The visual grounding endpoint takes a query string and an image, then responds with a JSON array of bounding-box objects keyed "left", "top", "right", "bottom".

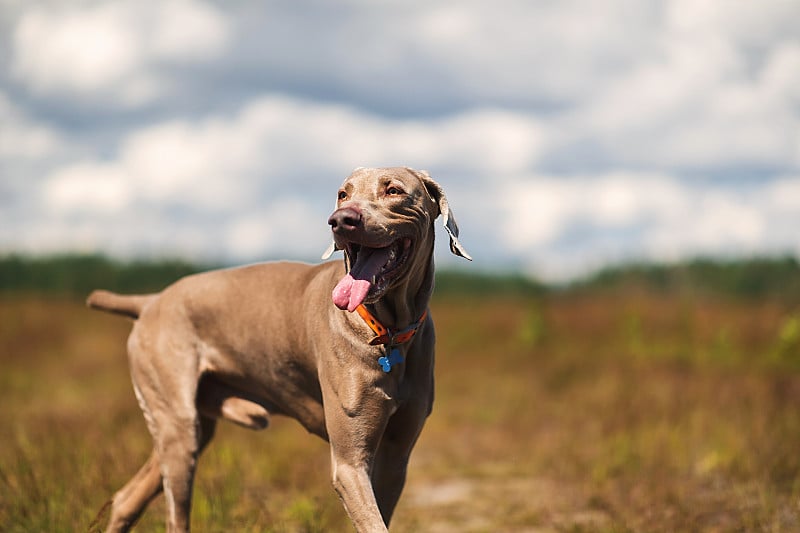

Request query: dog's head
[{"left": 323, "top": 167, "right": 471, "bottom": 312}]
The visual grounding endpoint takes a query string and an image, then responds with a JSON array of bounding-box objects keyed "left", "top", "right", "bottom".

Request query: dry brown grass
[{"left": 1, "top": 290, "right": 800, "bottom": 532}]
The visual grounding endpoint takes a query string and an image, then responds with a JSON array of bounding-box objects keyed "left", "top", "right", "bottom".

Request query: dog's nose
[{"left": 328, "top": 207, "right": 362, "bottom": 233}]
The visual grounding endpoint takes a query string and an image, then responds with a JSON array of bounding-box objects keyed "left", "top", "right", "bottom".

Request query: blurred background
[
  {"left": 2, "top": 0, "right": 798, "bottom": 279},
  {"left": 2, "top": 1, "right": 800, "bottom": 532}
]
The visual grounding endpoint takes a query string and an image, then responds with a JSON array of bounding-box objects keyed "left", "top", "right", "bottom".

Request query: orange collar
[{"left": 355, "top": 304, "right": 428, "bottom": 346}]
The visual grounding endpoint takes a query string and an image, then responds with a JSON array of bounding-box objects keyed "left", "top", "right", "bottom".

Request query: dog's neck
[
  {"left": 366, "top": 240, "right": 435, "bottom": 332},
  {"left": 369, "top": 261, "right": 433, "bottom": 331}
]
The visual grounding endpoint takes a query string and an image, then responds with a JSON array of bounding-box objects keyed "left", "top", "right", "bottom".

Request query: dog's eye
[
  {"left": 386, "top": 186, "right": 404, "bottom": 196},
  {"left": 338, "top": 190, "right": 347, "bottom": 201}
]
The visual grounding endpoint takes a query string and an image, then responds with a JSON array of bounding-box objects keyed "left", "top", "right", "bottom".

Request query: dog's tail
[{"left": 86, "top": 290, "right": 156, "bottom": 319}]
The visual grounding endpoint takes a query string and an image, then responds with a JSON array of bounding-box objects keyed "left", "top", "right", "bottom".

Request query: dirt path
[{"left": 396, "top": 475, "right": 612, "bottom": 532}]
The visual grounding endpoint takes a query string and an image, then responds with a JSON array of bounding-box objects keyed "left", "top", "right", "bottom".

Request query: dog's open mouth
[{"left": 332, "top": 237, "right": 413, "bottom": 312}]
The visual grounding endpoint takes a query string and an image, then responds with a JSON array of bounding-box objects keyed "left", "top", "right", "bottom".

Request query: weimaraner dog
[{"left": 86, "top": 167, "right": 471, "bottom": 532}]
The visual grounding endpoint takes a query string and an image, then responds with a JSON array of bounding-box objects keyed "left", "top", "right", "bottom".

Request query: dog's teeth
[{"left": 371, "top": 275, "right": 376, "bottom": 284}]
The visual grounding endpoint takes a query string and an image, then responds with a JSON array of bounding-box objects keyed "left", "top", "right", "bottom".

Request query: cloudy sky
[{"left": 1, "top": 0, "right": 799, "bottom": 280}]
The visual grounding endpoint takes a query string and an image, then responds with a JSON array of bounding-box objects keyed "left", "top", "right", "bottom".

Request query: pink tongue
[
  {"left": 332, "top": 274, "right": 371, "bottom": 312},
  {"left": 332, "top": 246, "right": 391, "bottom": 312}
]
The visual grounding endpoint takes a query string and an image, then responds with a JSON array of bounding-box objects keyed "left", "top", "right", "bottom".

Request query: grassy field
[{"left": 1, "top": 288, "right": 800, "bottom": 532}]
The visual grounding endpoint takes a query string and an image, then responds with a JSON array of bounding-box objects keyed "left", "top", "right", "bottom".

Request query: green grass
[{"left": 2, "top": 289, "right": 800, "bottom": 531}]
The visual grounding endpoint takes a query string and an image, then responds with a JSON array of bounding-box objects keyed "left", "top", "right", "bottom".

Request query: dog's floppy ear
[{"left": 413, "top": 169, "right": 472, "bottom": 261}]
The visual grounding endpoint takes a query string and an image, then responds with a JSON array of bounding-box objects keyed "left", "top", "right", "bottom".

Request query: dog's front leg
[
  {"left": 330, "top": 449, "right": 388, "bottom": 533},
  {"left": 321, "top": 370, "right": 392, "bottom": 532}
]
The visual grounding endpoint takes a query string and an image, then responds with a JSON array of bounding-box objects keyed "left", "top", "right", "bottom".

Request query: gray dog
[{"left": 87, "top": 167, "right": 471, "bottom": 532}]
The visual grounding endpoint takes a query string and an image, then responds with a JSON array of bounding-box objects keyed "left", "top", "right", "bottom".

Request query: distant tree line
[
  {"left": 570, "top": 256, "right": 800, "bottom": 301},
  {"left": 0, "top": 254, "right": 204, "bottom": 296},
  {"left": 0, "top": 253, "right": 798, "bottom": 301}
]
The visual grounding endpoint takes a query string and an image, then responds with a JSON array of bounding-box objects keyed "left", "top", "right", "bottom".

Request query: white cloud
[
  {"left": 501, "top": 174, "right": 687, "bottom": 250},
  {"left": 10, "top": 0, "right": 230, "bottom": 105},
  {"left": 151, "top": 0, "right": 230, "bottom": 61},
  {"left": 765, "top": 177, "right": 800, "bottom": 211},
  {"left": 225, "top": 98, "right": 546, "bottom": 177},
  {"left": 225, "top": 198, "right": 326, "bottom": 260},
  {"left": 409, "top": 0, "right": 661, "bottom": 104},
  {"left": 545, "top": 0, "right": 800, "bottom": 171},
  {"left": 645, "top": 192, "right": 767, "bottom": 259},
  {"left": 0, "top": 92, "right": 68, "bottom": 159},
  {"left": 4, "top": 0, "right": 800, "bottom": 278},
  {"left": 120, "top": 120, "right": 258, "bottom": 208},
  {"left": 665, "top": 0, "right": 800, "bottom": 47},
  {"left": 497, "top": 173, "right": 800, "bottom": 280},
  {"left": 226, "top": 212, "right": 278, "bottom": 260},
  {"left": 41, "top": 116, "right": 260, "bottom": 216},
  {"left": 33, "top": 94, "right": 545, "bottom": 258},
  {"left": 44, "top": 162, "right": 131, "bottom": 214}
]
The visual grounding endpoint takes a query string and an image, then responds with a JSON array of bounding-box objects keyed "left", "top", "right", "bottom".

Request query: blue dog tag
[{"left": 378, "top": 347, "right": 404, "bottom": 372}]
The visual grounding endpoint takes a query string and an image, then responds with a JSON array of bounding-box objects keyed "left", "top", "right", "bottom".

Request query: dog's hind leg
[
  {"left": 144, "top": 408, "right": 215, "bottom": 533},
  {"left": 105, "top": 451, "right": 163, "bottom": 533},
  {"left": 147, "top": 397, "right": 217, "bottom": 533},
  {"left": 104, "top": 416, "right": 217, "bottom": 533},
  {"left": 123, "top": 328, "right": 217, "bottom": 533}
]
